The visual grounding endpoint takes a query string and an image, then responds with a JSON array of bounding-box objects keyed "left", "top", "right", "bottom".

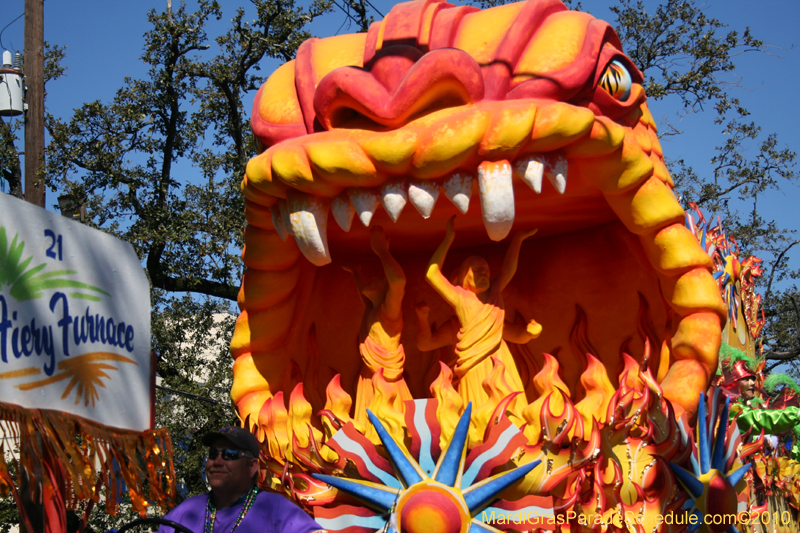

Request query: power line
[
  {"left": 156, "top": 384, "right": 235, "bottom": 409},
  {"left": 0, "top": 12, "right": 25, "bottom": 51},
  {"left": 330, "top": 0, "right": 385, "bottom": 32},
  {"left": 363, "top": 0, "right": 384, "bottom": 18}
]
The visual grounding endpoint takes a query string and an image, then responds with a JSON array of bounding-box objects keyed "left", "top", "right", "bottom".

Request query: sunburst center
[
  {"left": 704, "top": 471, "right": 738, "bottom": 531},
  {"left": 397, "top": 483, "right": 469, "bottom": 533}
]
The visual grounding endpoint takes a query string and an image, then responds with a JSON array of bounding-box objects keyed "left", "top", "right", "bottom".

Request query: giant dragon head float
[
  {"left": 226, "top": 0, "right": 783, "bottom": 530},
  {"left": 235, "top": 0, "right": 724, "bottom": 423}
]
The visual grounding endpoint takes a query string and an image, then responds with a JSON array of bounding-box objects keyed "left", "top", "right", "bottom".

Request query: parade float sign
[{"left": 0, "top": 193, "right": 152, "bottom": 431}]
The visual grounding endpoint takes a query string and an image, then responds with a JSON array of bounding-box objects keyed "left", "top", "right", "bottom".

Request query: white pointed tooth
[
  {"left": 348, "top": 188, "right": 380, "bottom": 227},
  {"left": 442, "top": 171, "right": 473, "bottom": 214},
  {"left": 278, "top": 199, "right": 295, "bottom": 238},
  {"left": 545, "top": 154, "right": 568, "bottom": 194},
  {"left": 408, "top": 179, "right": 440, "bottom": 219},
  {"left": 514, "top": 155, "right": 544, "bottom": 194},
  {"left": 477, "top": 160, "right": 515, "bottom": 241},
  {"left": 287, "top": 193, "right": 332, "bottom": 266},
  {"left": 380, "top": 180, "right": 407, "bottom": 223},
  {"left": 270, "top": 204, "right": 289, "bottom": 241},
  {"left": 331, "top": 192, "right": 355, "bottom": 232}
]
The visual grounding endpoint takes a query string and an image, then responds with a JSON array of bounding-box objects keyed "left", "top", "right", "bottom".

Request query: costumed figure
[
  {"left": 722, "top": 360, "right": 758, "bottom": 403},
  {"left": 415, "top": 299, "right": 543, "bottom": 374},
  {"left": 345, "top": 226, "right": 413, "bottom": 429},
  {"left": 416, "top": 297, "right": 542, "bottom": 353},
  {"left": 718, "top": 345, "right": 800, "bottom": 461},
  {"left": 424, "top": 216, "right": 538, "bottom": 416},
  {"left": 717, "top": 343, "right": 760, "bottom": 403},
  {"left": 736, "top": 398, "right": 800, "bottom": 462},
  {"left": 761, "top": 374, "right": 800, "bottom": 461},
  {"left": 158, "top": 427, "right": 323, "bottom": 533},
  {"left": 766, "top": 373, "right": 800, "bottom": 410}
]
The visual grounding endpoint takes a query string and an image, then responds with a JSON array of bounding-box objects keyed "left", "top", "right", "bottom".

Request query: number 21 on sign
[{"left": 44, "top": 229, "right": 63, "bottom": 261}]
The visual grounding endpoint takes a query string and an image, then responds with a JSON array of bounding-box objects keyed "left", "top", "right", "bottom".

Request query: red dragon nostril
[
  {"left": 366, "top": 45, "right": 424, "bottom": 92},
  {"left": 313, "top": 47, "right": 485, "bottom": 130}
]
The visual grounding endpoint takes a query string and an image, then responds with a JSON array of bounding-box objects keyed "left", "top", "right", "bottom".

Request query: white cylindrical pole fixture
[{"left": 0, "top": 50, "right": 25, "bottom": 117}]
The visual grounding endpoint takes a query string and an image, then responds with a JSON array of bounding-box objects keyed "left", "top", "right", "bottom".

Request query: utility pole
[
  {"left": 24, "top": 0, "right": 45, "bottom": 208},
  {"left": 20, "top": 4, "right": 47, "bottom": 532}
]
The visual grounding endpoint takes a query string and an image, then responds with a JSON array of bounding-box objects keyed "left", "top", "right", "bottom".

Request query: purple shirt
[{"left": 158, "top": 490, "right": 323, "bottom": 533}]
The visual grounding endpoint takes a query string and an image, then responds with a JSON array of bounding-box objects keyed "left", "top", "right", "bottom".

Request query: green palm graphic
[{"left": 0, "top": 227, "right": 110, "bottom": 302}]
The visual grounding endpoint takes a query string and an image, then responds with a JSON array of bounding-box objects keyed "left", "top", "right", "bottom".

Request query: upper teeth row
[{"left": 270, "top": 154, "right": 567, "bottom": 266}]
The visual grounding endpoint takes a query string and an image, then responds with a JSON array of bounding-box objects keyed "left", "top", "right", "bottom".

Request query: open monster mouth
[{"left": 232, "top": 0, "right": 726, "bottom": 433}]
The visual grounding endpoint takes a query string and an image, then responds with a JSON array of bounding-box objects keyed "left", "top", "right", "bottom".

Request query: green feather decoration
[
  {"left": 763, "top": 373, "right": 800, "bottom": 396},
  {"left": 718, "top": 342, "right": 760, "bottom": 373}
]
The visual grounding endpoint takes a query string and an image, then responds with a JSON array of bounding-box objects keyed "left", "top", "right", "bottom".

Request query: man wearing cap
[{"left": 158, "top": 426, "right": 325, "bottom": 533}]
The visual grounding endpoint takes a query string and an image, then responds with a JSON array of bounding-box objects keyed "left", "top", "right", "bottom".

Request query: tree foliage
[
  {"left": 46, "top": 0, "right": 330, "bottom": 302},
  {"left": 0, "top": 118, "right": 23, "bottom": 197}
]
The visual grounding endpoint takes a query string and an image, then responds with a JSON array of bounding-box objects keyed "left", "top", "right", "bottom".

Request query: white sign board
[{"left": 0, "top": 194, "right": 152, "bottom": 431}]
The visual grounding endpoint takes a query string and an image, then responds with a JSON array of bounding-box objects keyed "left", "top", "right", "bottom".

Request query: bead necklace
[{"left": 203, "top": 486, "right": 259, "bottom": 533}]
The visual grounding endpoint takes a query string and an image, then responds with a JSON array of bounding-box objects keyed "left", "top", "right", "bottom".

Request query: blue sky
[{"left": 2, "top": 0, "right": 798, "bottom": 273}]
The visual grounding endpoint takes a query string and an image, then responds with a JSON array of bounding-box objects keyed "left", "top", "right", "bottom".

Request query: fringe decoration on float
[{"left": 0, "top": 401, "right": 176, "bottom": 521}]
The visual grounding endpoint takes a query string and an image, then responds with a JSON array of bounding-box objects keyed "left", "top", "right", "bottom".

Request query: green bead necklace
[{"left": 203, "top": 486, "right": 259, "bottom": 533}]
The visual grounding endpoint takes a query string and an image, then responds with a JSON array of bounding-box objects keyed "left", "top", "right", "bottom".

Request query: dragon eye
[{"left": 599, "top": 60, "right": 632, "bottom": 101}]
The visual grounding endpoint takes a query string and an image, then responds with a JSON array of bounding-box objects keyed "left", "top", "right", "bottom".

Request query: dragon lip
[{"left": 244, "top": 99, "right": 635, "bottom": 265}]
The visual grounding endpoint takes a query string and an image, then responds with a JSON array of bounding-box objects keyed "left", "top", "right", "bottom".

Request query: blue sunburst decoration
[
  {"left": 313, "top": 402, "right": 542, "bottom": 533},
  {"left": 669, "top": 391, "right": 752, "bottom": 533}
]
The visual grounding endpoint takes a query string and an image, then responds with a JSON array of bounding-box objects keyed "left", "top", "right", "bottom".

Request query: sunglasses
[{"left": 207, "top": 447, "right": 253, "bottom": 461}]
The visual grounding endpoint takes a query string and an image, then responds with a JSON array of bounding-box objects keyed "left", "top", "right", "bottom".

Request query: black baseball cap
[{"left": 201, "top": 426, "right": 260, "bottom": 458}]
